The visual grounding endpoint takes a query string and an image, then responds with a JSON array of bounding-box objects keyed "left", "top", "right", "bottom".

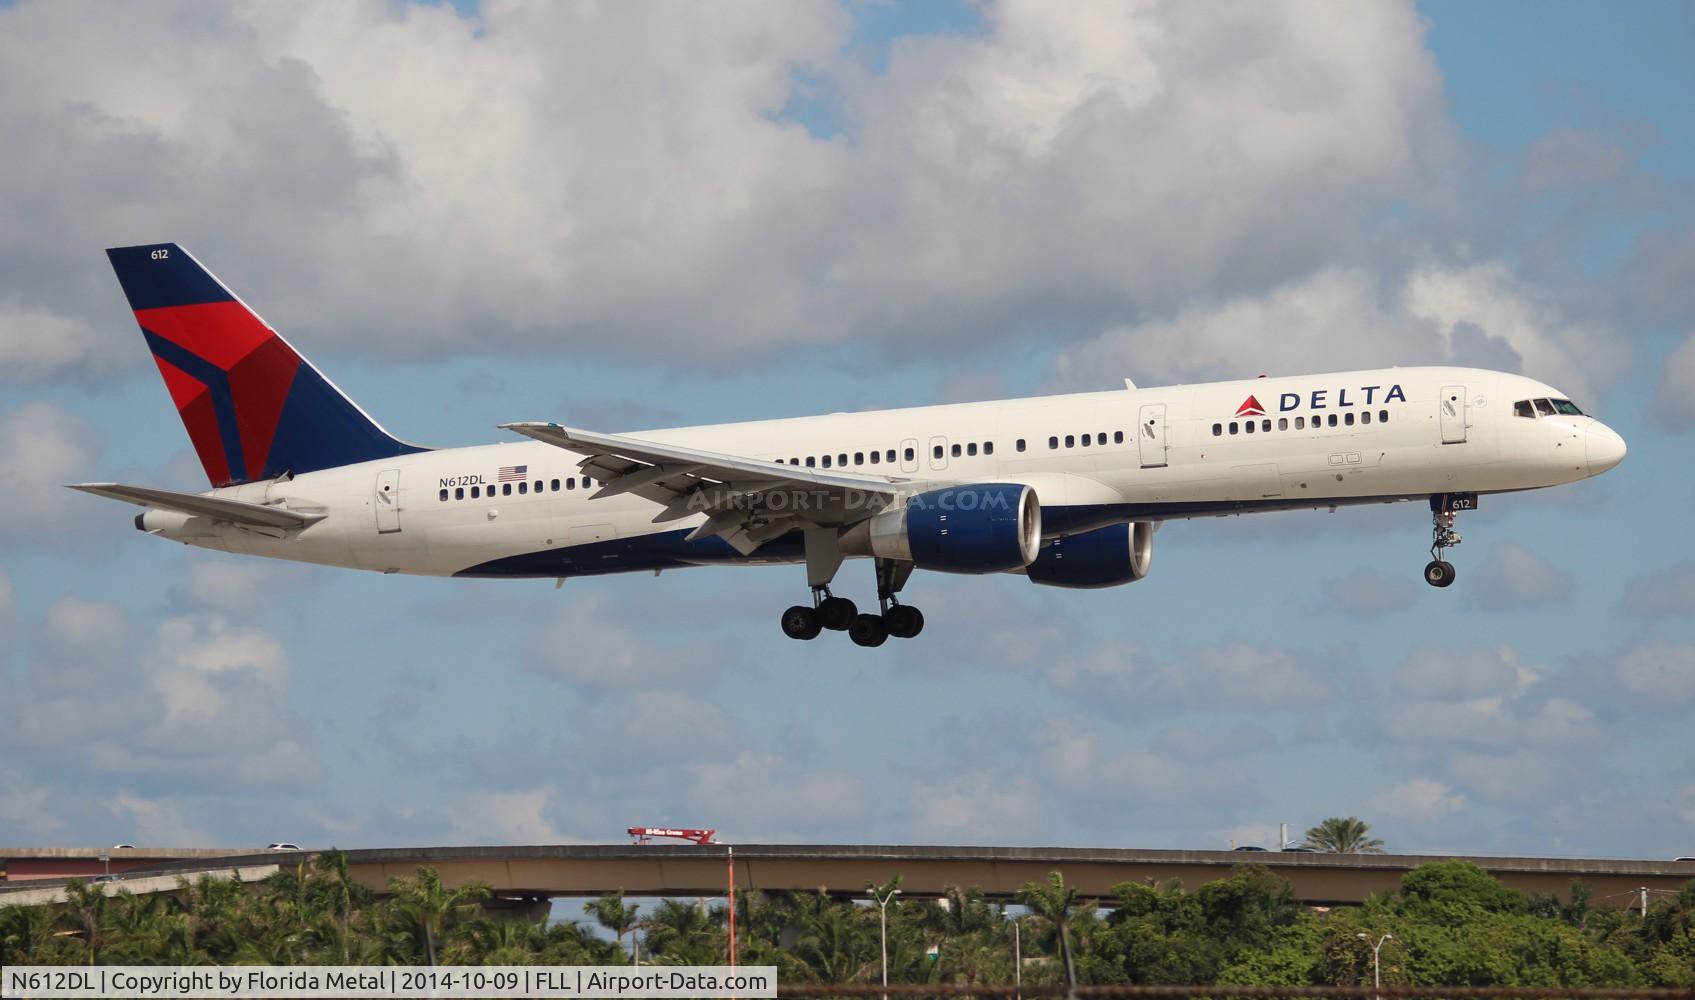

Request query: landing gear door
[
  {"left": 375, "top": 469, "right": 401, "bottom": 533},
  {"left": 1439, "top": 384, "right": 1468, "bottom": 444},
  {"left": 1138, "top": 403, "right": 1168, "bottom": 468}
]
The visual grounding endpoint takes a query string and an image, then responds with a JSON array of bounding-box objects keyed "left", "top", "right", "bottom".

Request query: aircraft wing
[
  {"left": 68, "top": 483, "right": 322, "bottom": 531},
  {"left": 500, "top": 422, "right": 907, "bottom": 554}
]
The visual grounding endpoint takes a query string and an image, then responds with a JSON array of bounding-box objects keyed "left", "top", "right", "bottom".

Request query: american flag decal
[{"left": 498, "top": 465, "right": 528, "bottom": 482}]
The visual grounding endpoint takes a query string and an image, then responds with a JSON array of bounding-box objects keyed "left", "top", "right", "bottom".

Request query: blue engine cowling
[
  {"left": 1025, "top": 521, "right": 1153, "bottom": 588},
  {"left": 864, "top": 483, "right": 1042, "bottom": 573}
]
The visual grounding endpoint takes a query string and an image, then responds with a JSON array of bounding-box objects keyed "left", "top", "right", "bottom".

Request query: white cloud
[
  {"left": 0, "top": 300, "right": 116, "bottom": 383},
  {"left": 1651, "top": 331, "right": 1695, "bottom": 431},
  {"left": 444, "top": 788, "right": 576, "bottom": 846},
  {"left": 1395, "top": 646, "right": 1536, "bottom": 700},
  {"left": 1472, "top": 543, "right": 1574, "bottom": 612},
  {"left": 909, "top": 773, "right": 1041, "bottom": 842},
  {"left": 0, "top": 0, "right": 1463, "bottom": 368},
  {"left": 0, "top": 402, "right": 99, "bottom": 540},
  {"left": 1614, "top": 643, "right": 1695, "bottom": 705},
  {"left": 1051, "top": 641, "right": 1332, "bottom": 710},
  {"left": 1052, "top": 262, "right": 1623, "bottom": 401},
  {"left": 1369, "top": 777, "right": 1464, "bottom": 823},
  {"left": 111, "top": 793, "right": 207, "bottom": 846},
  {"left": 1621, "top": 561, "right": 1695, "bottom": 619},
  {"left": 531, "top": 598, "right": 704, "bottom": 693},
  {"left": 692, "top": 752, "right": 868, "bottom": 833}
]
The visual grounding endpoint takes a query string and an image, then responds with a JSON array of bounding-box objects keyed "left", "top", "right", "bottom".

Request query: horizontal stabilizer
[{"left": 68, "top": 482, "right": 321, "bottom": 530}]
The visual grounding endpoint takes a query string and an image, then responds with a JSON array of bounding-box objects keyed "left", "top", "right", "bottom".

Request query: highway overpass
[{"left": 5, "top": 845, "right": 1693, "bottom": 908}]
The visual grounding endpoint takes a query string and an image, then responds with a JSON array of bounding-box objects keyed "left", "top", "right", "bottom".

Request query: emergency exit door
[
  {"left": 1439, "top": 385, "right": 1468, "bottom": 444},
  {"left": 1138, "top": 403, "right": 1168, "bottom": 468},
  {"left": 375, "top": 469, "right": 402, "bottom": 533}
]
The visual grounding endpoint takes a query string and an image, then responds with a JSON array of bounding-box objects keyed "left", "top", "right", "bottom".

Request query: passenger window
[
  {"left": 1229, "top": 422, "right": 1239, "bottom": 435},
  {"left": 1534, "top": 398, "right": 1556, "bottom": 416},
  {"left": 1080, "top": 434, "right": 1090, "bottom": 447},
  {"left": 551, "top": 479, "right": 560, "bottom": 491},
  {"left": 933, "top": 445, "right": 944, "bottom": 460},
  {"left": 1064, "top": 435, "right": 1075, "bottom": 447},
  {"left": 582, "top": 477, "right": 592, "bottom": 488},
  {"left": 1114, "top": 431, "right": 1124, "bottom": 444},
  {"left": 566, "top": 478, "right": 575, "bottom": 490},
  {"left": 904, "top": 447, "right": 914, "bottom": 461},
  {"left": 984, "top": 441, "right": 994, "bottom": 455},
  {"left": 455, "top": 487, "right": 464, "bottom": 500},
  {"left": 503, "top": 483, "right": 513, "bottom": 496},
  {"left": 838, "top": 453, "right": 847, "bottom": 466},
  {"left": 1212, "top": 423, "right": 1222, "bottom": 436},
  {"left": 1379, "top": 410, "right": 1388, "bottom": 422},
  {"left": 1261, "top": 419, "right": 1270, "bottom": 432},
  {"left": 1245, "top": 421, "right": 1256, "bottom": 434},
  {"left": 1328, "top": 414, "right": 1338, "bottom": 427},
  {"left": 822, "top": 455, "right": 832, "bottom": 468},
  {"left": 1096, "top": 433, "right": 1106, "bottom": 446},
  {"left": 887, "top": 449, "right": 897, "bottom": 463},
  {"left": 1295, "top": 416, "right": 1305, "bottom": 429},
  {"left": 1278, "top": 418, "right": 1288, "bottom": 431},
  {"left": 806, "top": 457, "right": 816, "bottom": 467},
  {"left": 967, "top": 442, "right": 977, "bottom": 456},
  {"left": 1049, "top": 436, "right": 1058, "bottom": 449},
  {"left": 1361, "top": 411, "right": 1371, "bottom": 425},
  {"left": 1017, "top": 439, "right": 1027, "bottom": 452},
  {"left": 1344, "top": 412, "right": 1355, "bottom": 426},
  {"left": 439, "top": 488, "right": 448, "bottom": 502},
  {"left": 855, "top": 451, "right": 864, "bottom": 464},
  {"left": 518, "top": 482, "right": 528, "bottom": 494},
  {"left": 471, "top": 486, "right": 480, "bottom": 498},
  {"left": 951, "top": 443, "right": 961, "bottom": 457},
  {"left": 869, "top": 451, "right": 880, "bottom": 464}
]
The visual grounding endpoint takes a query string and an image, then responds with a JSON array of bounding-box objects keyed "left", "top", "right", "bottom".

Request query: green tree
[
  {"left": 387, "top": 867, "right": 491, "bottom": 966},
  {"left": 1016, "top": 871, "right": 1081, "bottom": 991},
  {"left": 1303, "top": 817, "right": 1386, "bottom": 854},
  {"left": 584, "top": 891, "right": 641, "bottom": 960}
]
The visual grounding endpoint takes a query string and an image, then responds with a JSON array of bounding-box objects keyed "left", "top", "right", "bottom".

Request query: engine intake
[
  {"left": 856, "top": 484, "right": 1041, "bottom": 573},
  {"left": 1026, "top": 521, "right": 1153, "bottom": 588}
]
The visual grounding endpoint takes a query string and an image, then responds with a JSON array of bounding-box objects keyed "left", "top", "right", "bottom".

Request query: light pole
[
  {"left": 1357, "top": 933, "right": 1392, "bottom": 1000},
  {"left": 869, "top": 884, "right": 901, "bottom": 1000},
  {"left": 1012, "top": 916, "right": 1022, "bottom": 1000}
]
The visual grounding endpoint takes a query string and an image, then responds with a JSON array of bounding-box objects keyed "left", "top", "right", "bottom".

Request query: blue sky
[{"left": 1, "top": 0, "right": 1693, "bottom": 861}]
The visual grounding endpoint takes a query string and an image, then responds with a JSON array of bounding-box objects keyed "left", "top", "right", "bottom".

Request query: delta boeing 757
[{"left": 74, "top": 244, "right": 1627, "bottom": 646}]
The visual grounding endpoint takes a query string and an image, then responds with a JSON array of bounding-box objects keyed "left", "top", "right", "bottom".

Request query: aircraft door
[
  {"left": 1138, "top": 403, "right": 1168, "bottom": 468},
  {"left": 928, "top": 435, "right": 949, "bottom": 471},
  {"left": 375, "top": 469, "right": 402, "bottom": 533},
  {"left": 900, "top": 438, "right": 919, "bottom": 474},
  {"left": 1439, "top": 384, "right": 1468, "bottom": 444}
]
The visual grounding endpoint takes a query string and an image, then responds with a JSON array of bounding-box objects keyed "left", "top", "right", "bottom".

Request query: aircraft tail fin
[{"left": 104, "top": 243, "right": 427, "bottom": 487}]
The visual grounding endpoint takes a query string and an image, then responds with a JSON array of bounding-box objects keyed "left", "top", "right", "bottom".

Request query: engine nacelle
[
  {"left": 853, "top": 484, "right": 1042, "bottom": 573},
  {"left": 1025, "top": 521, "right": 1153, "bottom": 588}
]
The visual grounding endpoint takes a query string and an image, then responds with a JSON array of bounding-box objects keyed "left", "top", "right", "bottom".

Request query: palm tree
[
  {"left": 641, "top": 898, "right": 723, "bottom": 966},
  {"left": 315, "top": 851, "right": 360, "bottom": 963},
  {"left": 1016, "top": 871, "right": 1080, "bottom": 992},
  {"left": 584, "top": 892, "right": 641, "bottom": 960},
  {"left": 1303, "top": 817, "right": 1386, "bottom": 854},
  {"left": 388, "top": 867, "right": 492, "bottom": 965},
  {"left": 60, "top": 880, "right": 109, "bottom": 966}
]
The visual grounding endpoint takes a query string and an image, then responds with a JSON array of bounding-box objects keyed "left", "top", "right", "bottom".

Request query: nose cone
[{"left": 1586, "top": 423, "right": 1627, "bottom": 476}]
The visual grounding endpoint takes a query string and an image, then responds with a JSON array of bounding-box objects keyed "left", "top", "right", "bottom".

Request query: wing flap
[{"left": 68, "top": 483, "right": 321, "bottom": 530}]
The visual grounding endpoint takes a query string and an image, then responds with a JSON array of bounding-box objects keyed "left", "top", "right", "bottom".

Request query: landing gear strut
[
  {"left": 777, "top": 552, "right": 924, "bottom": 644},
  {"left": 1423, "top": 494, "right": 1467, "bottom": 588}
]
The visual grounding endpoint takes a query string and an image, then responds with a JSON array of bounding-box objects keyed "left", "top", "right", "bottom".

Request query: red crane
[{"left": 627, "top": 827, "right": 717, "bottom": 846}]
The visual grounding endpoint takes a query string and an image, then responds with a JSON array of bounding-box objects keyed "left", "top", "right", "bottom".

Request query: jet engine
[
  {"left": 1025, "top": 521, "right": 1153, "bottom": 588},
  {"left": 848, "top": 483, "right": 1041, "bottom": 573}
]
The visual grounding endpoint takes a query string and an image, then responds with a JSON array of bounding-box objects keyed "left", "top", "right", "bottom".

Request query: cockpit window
[
  {"left": 1552, "top": 399, "right": 1583, "bottom": 416},
  {"left": 1534, "top": 398, "right": 1556, "bottom": 416},
  {"left": 1514, "top": 400, "right": 1535, "bottom": 418}
]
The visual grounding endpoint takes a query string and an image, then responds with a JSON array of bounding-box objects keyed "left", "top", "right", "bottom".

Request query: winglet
[{"left": 1124, "top": 377, "right": 1137, "bottom": 390}]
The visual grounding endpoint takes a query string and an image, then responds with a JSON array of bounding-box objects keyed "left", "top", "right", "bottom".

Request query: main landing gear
[
  {"left": 1423, "top": 494, "right": 1473, "bottom": 588},
  {"left": 779, "top": 553, "right": 924, "bottom": 645}
]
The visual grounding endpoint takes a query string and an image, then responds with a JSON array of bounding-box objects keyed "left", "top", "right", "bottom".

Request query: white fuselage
[{"left": 138, "top": 366, "right": 1625, "bottom": 580}]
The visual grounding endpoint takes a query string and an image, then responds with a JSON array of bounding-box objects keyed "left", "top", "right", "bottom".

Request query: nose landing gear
[{"left": 1423, "top": 494, "right": 1473, "bottom": 588}]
